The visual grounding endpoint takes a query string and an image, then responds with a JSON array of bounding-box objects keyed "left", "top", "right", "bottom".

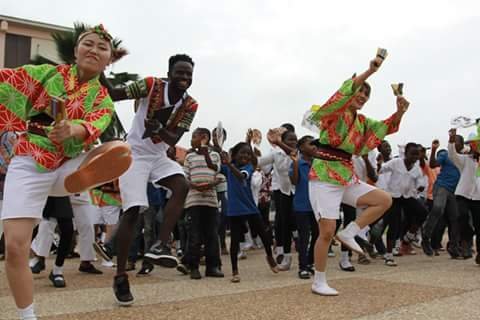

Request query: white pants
[
  {"left": 1, "top": 153, "right": 89, "bottom": 220},
  {"left": 94, "top": 205, "right": 121, "bottom": 225},
  {"left": 31, "top": 197, "right": 96, "bottom": 261},
  {"left": 119, "top": 153, "right": 183, "bottom": 212},
  {"left": 309, "top": 179, "right": 376, "bottom": 220}
]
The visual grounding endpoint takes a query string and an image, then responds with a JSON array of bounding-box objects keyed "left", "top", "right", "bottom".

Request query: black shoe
[
  {"left": 306, "top": 265, "right": 315, "bottom": 275},
  {"left": 421, "top": 237, "right": 434, "bottom": 257},
  {"left": 190, "top": 268, "right": 202, "bottom": 280},
  {"left": 176, "top": 263, "right": 190, "bottom": 275},
  {"left": 205, "top": 267, "right": 224, "bottom": 278},
  {"left": 298, "top": 269, "right": 311, "bottom": 280},
  {"left": 463, "top": 247, "right": 473, "bottom": 260},
  {"left": 66, "top": 252, "right": 81, "bottom": 259},
  {"left": 30, "top": 259, "right": 46, "bottom": 274},
  {"left": 275, "top": 253, "right": 284, "bottom": 265},
  {"left": 339, "top": 262, "right": 355, "bottom": 272},
  {"left": 144, "top": 241, "right": 179, "bottom": 268},
  {"left": 447, "top": 245, "right": 463, "bottom": 260},
  {"left": 79, "top": 262, "right": 103, "bottom": 274},
  {"left": 126, "top": 261, "right": 136, "bottom": 272},
  {"left": 49, "top": 271, "right": 66, "bottom": 288},
  {"left": 93, "top": 242, "right": 113, "bottom": 262},
  {"left": 113, "top": 274, "right": 134, "bottom": 306},
  {"left": 136, "top": 261, "right": 154, "bottom": 277}
]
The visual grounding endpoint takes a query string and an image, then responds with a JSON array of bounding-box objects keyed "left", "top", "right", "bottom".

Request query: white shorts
[
  {"left": 95, "top": 205, "right": 121, "bottom": 225},
  {"left": 119, "top": 153, "right": 183, "bottom": 211},
  {"left": 309, "top": 179, "right": 376, "bottom": 221},
  {"left": 1, "top": 153, "right": 89, "bottom": 220}
]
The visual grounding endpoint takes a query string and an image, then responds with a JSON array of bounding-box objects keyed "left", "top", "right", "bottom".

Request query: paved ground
[{"left": 0, "top": 246, "right": 479, "bottom": 320}]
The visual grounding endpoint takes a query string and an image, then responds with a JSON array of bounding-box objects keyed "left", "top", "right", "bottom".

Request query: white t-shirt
[
  {"left": 127, "top": 81, "right": 187, "bottom": 156},
  {"left": 380, "top": 158, "right": 427, "bottom": 199},
  {"left": 448, "top": 143, "right": 480, "bottom": 200},
  {"left": 258, "top": 147, "right": 294, "bottom": 196}
]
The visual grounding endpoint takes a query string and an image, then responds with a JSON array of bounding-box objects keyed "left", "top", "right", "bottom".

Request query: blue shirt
[
  {"left": 147, "top": 183, "right": 166, "bottom": 207},
  {"left": 222, "top": 163, "right": 259, "bottom": 216},
  {"left": 435, "top": 150, "right": 460, "bottom": 193},
  {"left": 289, "top": 158, "right": 313, "bottom": 213}
]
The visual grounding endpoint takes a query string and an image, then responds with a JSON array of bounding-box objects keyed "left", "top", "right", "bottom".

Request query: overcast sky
[{"left": 3, "top": 0, "right": 480, "bottom": 154}]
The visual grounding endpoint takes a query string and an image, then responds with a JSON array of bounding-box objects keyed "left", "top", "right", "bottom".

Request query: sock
[
  {"left": 314, "top": 270, "right": 326, "bottom": 285},
  {"left": 340, "top": 251, "right": 350, "bottom": 264},
  {"left": 53, "top": 264, "right": 63, "bottom": 275},
  {"left": 18, "top": 303, "right": 36, "bottom": 320},
  {"left": 384, "top": 252, "right": 393, "bottom": 260},
  {"left": 29, "top": 257, "right": 39, "bottom": 268},
  {"left": 276, "top": 247, "right": 284, "bottom": 256},
  {"left": 344, "top": 222, "right": 361, "bottom": 237}
]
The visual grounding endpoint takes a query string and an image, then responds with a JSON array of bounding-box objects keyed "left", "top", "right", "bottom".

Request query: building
[{"left": 0, "top": 15, "right": 71, "bottom": 68}]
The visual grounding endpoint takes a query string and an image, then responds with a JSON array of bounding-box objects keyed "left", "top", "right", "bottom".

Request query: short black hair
[
  {"left": 194, "top": 127, "right": 211, "bottom": 141},
  {"left": 297, "top": 135, "right": 314, "bottom": 148},
  {"left": 168, "top": 54, "right": 194, "bottom": 72},
  {"left": 405, "top": 142, "right": 419, "bottom": 153},
  {"left": 281, "top": 123, "right": 295, "bottom": 133}
]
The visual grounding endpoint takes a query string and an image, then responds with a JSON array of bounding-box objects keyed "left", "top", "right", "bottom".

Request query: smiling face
[
  {"left": 74, "top": 33, "right": 112, "bottom": 78},
  {"left": 168, "top": 61, "right": 193, "bottom": 92},
  {"left": 350, "top": 83, "right": 371, "bottom": 111},
  {"left": 235, "top": 145, "right": 252, "bottom": 166},
  {"left": 405, "top": 145, "right": 420, "bottom": 164}
]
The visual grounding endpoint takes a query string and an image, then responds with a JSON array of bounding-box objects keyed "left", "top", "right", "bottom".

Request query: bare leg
[
  {"left": 355, "top": 189, "right": 392, "bottom": 229},
  {"left": 314, "top": 219, "right": 336, "bottom": 272},
  {"left": 4, "top": 218, "right": 36, "bottom": 308}
]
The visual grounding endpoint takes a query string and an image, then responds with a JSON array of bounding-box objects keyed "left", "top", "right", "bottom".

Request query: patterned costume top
[
  {"left": 90, "top": 180, "right": 122, "bottom": 207},
  {"left": 304, "top": 78, "right": 400, "bottom": 186},
  {"left": 0, "top": 64, "right": 114, "bottom": 171},
  {"left": 126, "top": 77, "right": 197, "bottom": 143}
]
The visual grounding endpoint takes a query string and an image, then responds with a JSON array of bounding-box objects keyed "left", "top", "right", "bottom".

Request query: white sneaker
[
  {"left": 278, "top": 254, "right": 292, "bottom": 271},
  {"left": 311, "top": 282, "right": 339, "bottom": 296},
  {"left": 336, "top": 231, "right": 364, "bottom": 255},
  {"left": 253, "top": 236, "right": 264, "bottom": 249},
  {"left": 101, "top": 259, "right": 116, "bottom": 268}
]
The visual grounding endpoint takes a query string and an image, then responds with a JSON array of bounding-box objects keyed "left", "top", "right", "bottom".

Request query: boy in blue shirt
[{"left": 289, "top": 135, "right": 318, "bottom": 279}]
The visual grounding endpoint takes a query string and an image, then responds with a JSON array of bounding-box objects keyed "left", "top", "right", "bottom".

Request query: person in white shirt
[
  {"left": 378, "top": 143, "right": 428, "bottom": 266},
  {"left": 258, "top": 128, "right": 297, "bottom": 271},
  {"left": 447, "top": 128, "right": 480, "bottom": 263}
]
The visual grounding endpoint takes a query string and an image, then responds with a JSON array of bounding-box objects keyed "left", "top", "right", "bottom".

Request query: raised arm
[
  {"left": 447, "top": 128, "right": 464, "bottom": 170},
  {"left": 429, "top": 139, "right": 440, "bottom": 168}
]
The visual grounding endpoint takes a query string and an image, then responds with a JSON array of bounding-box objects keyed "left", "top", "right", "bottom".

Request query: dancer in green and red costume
[
  {"left": 0, "top": 24, "right": 132, "bottom": 320},
  {"left": 304, "top": 51, "right": 410, "bottom": 295}
]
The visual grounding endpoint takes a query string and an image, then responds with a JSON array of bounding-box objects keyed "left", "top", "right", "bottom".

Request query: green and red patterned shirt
[
  {"left": 305, "top": 78, "right": 400, "bottom": 186},
  {"left": 90, "top": 181, "right": 122, "bottom": 207},
  {"left": 0, "top": 64, "right": 114, "bottom": 171}
]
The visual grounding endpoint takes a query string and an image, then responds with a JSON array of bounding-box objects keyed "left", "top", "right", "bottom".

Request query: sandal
[
  {"left": 49, "top": 271, "right": 66, "bottom": 288},
  {"left": 384, "top": 258, "right": 397, "bottom": 267},
  {"left": 231, "top": 273, "right": 241, "bottom": 283}
]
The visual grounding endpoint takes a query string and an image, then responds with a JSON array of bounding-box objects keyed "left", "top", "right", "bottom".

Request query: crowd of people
[{"left": 0, "top": 23, "right": 479, "bottom": 320}]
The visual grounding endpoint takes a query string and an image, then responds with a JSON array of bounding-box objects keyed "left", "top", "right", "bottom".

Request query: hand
[
  {"left": 369, "top": 57, "right": 384, "bottom": 73},
  {"left": 48, "top": 120, "right": 83, "bottom": 144},
  {"left": 220, "top": 151, "right": 231, "bottom": 164},
  {"left": 396, "top": 96, "right": 410, "bottom": 113},
  {"left": 267, "top": 128, "right": 283, "bottom": 146},
  {"left": 431, "top": 139, "right": 440, "bottom": 150},
  {"left": 246, "top": 129, "right": 253, "bottom": 144},
  {"left": 290, "top": 151, "right": 298, "bottom": 162},
  {"left": 448, "top": 128, "right": 457, "bottom": 143},
  {"left": 197, "top": 145, "right": 209, "bottom": 156}
]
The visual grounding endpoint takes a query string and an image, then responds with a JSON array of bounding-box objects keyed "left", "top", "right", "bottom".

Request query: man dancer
[{"left": 103, "top": 54, "right": 197, "bottom": 305}]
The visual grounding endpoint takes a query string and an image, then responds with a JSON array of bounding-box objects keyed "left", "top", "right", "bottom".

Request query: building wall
[{"left": 0, "top": 18, "right": 69, "bottom": 68}]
